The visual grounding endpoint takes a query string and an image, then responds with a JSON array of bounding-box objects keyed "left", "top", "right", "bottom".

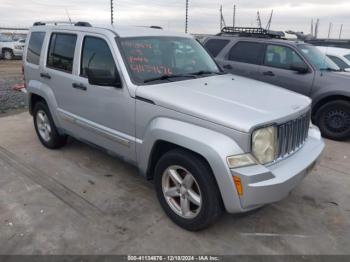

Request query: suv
[
  {"left": 0, "top": 35, "right": 25, "bottom": 60},
  {"left": 24, "top": 22, "right": 324, "bottom": 230},
  {"left": 203, "top": 28, "right": 350, "bottom": 141}
]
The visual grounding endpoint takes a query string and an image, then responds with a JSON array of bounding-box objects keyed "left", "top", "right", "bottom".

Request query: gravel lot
[{"left": 0, "top": 60, "right": 27, "bottom": 114}]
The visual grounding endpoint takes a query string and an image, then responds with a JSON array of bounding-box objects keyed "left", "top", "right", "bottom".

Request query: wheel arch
[
  {"left": 312, "top": 94, "right": 350, "bottom": 119},
  {"left": 137, "top": 117, "right": 245, "bottom": 213}
]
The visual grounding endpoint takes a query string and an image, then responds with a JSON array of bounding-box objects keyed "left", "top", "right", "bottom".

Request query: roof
[
  {"left": 30, "top": 23, "right": 191, "bottom": 39},
  {"left": 206, "top": 34, "right": 305, "bottom": 46},
  {"left": 317, "top": 46, "right": 350, "bottom": 56}
]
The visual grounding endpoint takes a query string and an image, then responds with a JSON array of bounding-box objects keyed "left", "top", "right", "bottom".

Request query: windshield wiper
[
  {"left": 143, "top": 74, "right": 196, "bottom": 83},
  {"left": 191, "top": 70, "right": 224, "bottom": 76},
  {"left": 320, "top": 67, "right": 341, "bottom": 72}
]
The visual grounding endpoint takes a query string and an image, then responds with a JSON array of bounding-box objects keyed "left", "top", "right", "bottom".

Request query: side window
[
  {"left": 228, "top": 42, "right": 265, "bottom": 65},
  {"left": 204, "top": 39, "right": 230, "bottom": 57},
  {"left": 80, "top": 36, "right": 117, "bottom": 78},
  {"left": 264, "top": 45, "right": 306, "bottom": 70},
  {"left": 327, "top": 55, "right": 349, "bottom": 69},
  {"left": 47, "top": 33, "right": 77, "bottom": 73},
  {"left": 26, "top": 32, "right": 45, "bottom": 65}
]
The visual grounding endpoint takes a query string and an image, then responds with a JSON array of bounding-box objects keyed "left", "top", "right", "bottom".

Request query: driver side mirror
[
  {"left": 290, "top": 64, "right": 309, "bottom": 74},
  {"left": 86, "top": 68, "right": 122, "bottom": 88}
]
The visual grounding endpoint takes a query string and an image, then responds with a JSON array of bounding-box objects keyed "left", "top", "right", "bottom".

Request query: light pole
[
  {"left": 111, "top": 0, "right": 114, "bottom": 25},
  {"left": 185, "top": 0, "right": 189, "bottom": 33}
]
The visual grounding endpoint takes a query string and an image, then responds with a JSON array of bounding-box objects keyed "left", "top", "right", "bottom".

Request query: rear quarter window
[
  {"left": 26, "top": 32, "right": 45, "bottom": 65},
  {"left": 228, "top": 42, "right": 265, "bottom": 65},
  {"left": 204, "top": 39, "right": 230, "bottom": 57}
]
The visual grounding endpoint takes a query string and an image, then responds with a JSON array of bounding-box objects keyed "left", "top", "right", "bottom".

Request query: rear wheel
[
  {"left": 3, "top": 49, "right": 14, "bottom": 60},
  {"left": 154, "top": 149, "right": 223, "bottom": 231},
  {"left": 315, "top": 100, "right": 350, "bottom": 141},
  {"left": 33, "top": 102, "right": 67, "bottom": 149}
]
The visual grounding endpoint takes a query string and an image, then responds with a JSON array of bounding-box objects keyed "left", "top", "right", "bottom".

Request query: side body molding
[{"left": 137, "top": 117, "right": 245, "bottom": 212}]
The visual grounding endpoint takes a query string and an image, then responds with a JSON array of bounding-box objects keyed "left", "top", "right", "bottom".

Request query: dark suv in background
[{"left": 203, "top": 27, "right": 350, "bottom": 141}]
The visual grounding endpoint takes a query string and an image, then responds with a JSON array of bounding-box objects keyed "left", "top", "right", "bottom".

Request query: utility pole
[
  {"left": 315, "top": 19, "right": 319, "bottom": 39},
  {"left": 110, "top": 0, "right": 114, "bottom": 25},
  {"left": 339, "top": 24, "right": 343, "bottom": 39},
  {"left": 185, "top": 0, "right": 189, "bottom": 33},
  {"left": 328, "top": 22, "right": 333, "bottom": 39},
  {"left": 266, "top": 10, "right": 273, "bottom": 30},
  {"left": 256, "top": 11, "right": 262, "bottom": 29},
  {"left": 233, "top": 4, "right": 236, "bottom": 28},
  {"left": 220, "top": 5, "right": 226, "bottom": 30},
  {"left": 311, "top": 19, "right": 314, "bottom": 37}
]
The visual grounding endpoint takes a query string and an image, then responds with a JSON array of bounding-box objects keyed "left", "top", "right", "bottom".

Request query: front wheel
[
  {"left": 3, "top": 49, "right": 14, "bottom": 60},
  {"left": 315, "top": 100, "right": 350, "bottom": 141},
  {"left": 154, "top": 149, "right": 223, "bottom": 231}
]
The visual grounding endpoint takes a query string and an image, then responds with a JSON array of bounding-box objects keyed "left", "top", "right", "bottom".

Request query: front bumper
[{"left": 230, "top": 126, "right": 324, "bottom": 211}]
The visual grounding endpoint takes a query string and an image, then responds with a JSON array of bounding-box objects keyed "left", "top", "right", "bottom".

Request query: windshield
[
  {"left": 118, "top": 37, "right": 221, "bottom": 84},
  {"left": 298, "top": 44, "right": 340, "bottom": 71},
  {"left": 344, "top": 54, "right": 350, "bottom": 63}
]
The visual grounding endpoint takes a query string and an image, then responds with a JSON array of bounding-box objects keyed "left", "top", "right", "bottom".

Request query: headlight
[
  {"left": 14, "top": 45, "right": 22, "bottom": 50},
  {"left": 252, "top": 126, "right": 277, "bottom": 164},
  {"left": 227, "top": 154, "right": 256, "bottom": 169}
]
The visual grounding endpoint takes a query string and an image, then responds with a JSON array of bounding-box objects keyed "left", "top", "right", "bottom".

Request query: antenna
[
  {"left": 266, "top": 10, "right": 273, "bottom": 30},
  {"left": 233, "top": 4, "right": 236, "bottom": 28},
  {"left": 256, "top": 11, "right": 262, "bottom": 29},
  {"left": 185, "top": 0, "right": 189, "bottom": 33},
  {"left": 339, "top": 24, "right": 343, "bottom": 39},
  {"left": 327, "top": 22, "right": 333, "bottom": 39},
  {"left": 64, "top": 8, "right": 72, "bottom": 24},
  {"left": 110, "top": 0, "right": 114, "bottom": 25}
]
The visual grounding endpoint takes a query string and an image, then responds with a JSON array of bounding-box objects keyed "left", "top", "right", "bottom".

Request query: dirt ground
[{"left": 0, "top": 60, "right": 26, "bottom": 114}]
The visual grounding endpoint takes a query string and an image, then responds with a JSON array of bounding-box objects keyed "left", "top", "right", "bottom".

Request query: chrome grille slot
[{"left": 276, "top": 111, "right": 311, "bottom": 160}]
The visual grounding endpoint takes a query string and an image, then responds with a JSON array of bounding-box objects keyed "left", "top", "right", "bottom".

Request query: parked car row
[
  {"left": 0, "top": 35, "right": 25, "bottom": 60},
  {"left": 203, "top": 29, "right": 350, "bottom": 141},
  {"left": 23, "top": 22, "right": 325, "bottom": 231}
]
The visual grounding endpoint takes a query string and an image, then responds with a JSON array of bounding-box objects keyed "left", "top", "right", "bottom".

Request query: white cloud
[{"left": 0, "top": 0, "right": 349, "bottom": 38}]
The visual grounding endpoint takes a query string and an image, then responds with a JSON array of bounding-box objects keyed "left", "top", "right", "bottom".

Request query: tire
[
  {"left": 154, "top": 149, "right": 223, "bottom": 231},
  {"left": 315, "top": 100, "right": 350, "bottom": 141},
  {"left": 33, "top": 101, "right": 67, "bottom": 149},
  {"left": 3, "top": 49, "right": 14, "bottom": 60}
]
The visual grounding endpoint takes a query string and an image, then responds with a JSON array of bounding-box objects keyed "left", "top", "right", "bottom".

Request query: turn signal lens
[
  {"left": 227, "top": 154, "right": 256, "bottom": 169},
  {"left": 233, "top": 176, "right": 243, "bottom": 196}
]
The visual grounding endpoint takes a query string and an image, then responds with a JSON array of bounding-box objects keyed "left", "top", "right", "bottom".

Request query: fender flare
[{"left": 137, "top": 117, "right": 246, "bottom": 212}]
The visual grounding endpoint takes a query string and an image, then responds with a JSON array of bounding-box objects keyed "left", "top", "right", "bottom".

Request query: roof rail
[
  {"left": 218, "top": 27, "right": 285, "bottom": 39},
  {"left": 33, "top": 21, "right": 92, "bottom": 27}
]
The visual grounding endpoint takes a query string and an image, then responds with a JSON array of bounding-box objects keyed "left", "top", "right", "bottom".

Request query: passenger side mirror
[
  {"left": 290, "top": 64, "right": 309, "bottom": 74},
  {"left": 86, "top": 68, "right": 122, "bottom": 88}
]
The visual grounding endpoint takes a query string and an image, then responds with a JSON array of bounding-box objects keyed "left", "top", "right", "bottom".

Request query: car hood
[{"left": 135, "top": 74, "right": 311, "bottom": 133}]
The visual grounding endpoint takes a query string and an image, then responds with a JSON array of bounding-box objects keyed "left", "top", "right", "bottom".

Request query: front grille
[{"left": 276, "top": 110, "right": 311, "bottom": 159}]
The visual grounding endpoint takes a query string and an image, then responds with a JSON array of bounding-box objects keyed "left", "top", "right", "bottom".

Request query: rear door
[
  {"left": 259, "top": 44, "right": 314, "bottom": 96},
  {"left": 218, "top": 41, "right": 265, "bottom": 80}
]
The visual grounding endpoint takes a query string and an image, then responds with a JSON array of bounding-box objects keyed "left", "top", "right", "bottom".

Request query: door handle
[
  {"left": 40, "top": 72, "right": 51, "bottom": 79},
  {"left": 72, "top": 83, "right": 87, "bottom": 91},
  {"left": 223, "top": 64, "right": 233, "bottom": 70},
  {"left": 262, "top": 71, "right": 275, "bottom": 76}
]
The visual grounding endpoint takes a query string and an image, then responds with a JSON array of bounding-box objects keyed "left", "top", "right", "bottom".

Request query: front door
[{"left": 259, "top": 44, "right": 314, "bottom": 96}]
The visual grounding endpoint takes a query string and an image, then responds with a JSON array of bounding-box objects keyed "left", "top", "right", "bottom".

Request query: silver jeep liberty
[{"left": 23, "top": 22, "right": 324, "bottom": 231}]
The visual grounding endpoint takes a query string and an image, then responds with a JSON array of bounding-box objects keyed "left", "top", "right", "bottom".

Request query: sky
[{"left": 1, "top": 0, "right": 350, "bottom": 38}]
